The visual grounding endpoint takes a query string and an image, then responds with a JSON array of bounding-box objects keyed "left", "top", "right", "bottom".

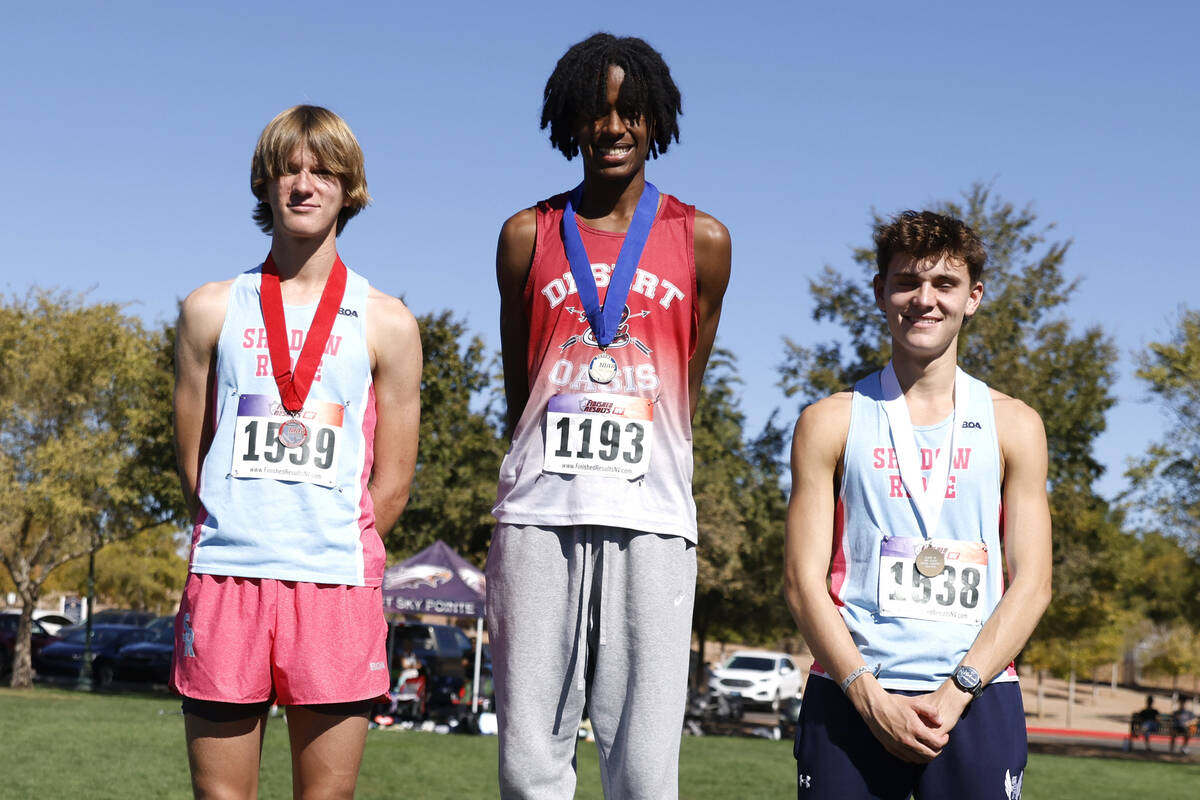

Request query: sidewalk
[
  {"left": 1027, "top": 729, "right": 1196, "bottom": 762},
  {"left": 1021, "top": 673, "right": 1197, "bottom": 761},
  {"left": 703, "top": 643, "right": 1198, "bottom": 759}
]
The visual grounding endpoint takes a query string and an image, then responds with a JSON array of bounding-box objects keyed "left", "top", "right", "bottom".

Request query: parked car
[
  {"left": 35, "top": 624, "right": 150, "bottom": 686},
  {"left": 707, "top": 650, "right": 803, "bottom": 712},
  {"left": 110, "top": 621, "right": 174, "bottom": 685},
  {"left": 32, "top": 612, "right": 77, "bottom": 637},
  {"left": 388, "top": 622, "right": 473, "bottom": 681},
  {"left": 88, "top": 609, "right": 157, "bottom": 627},
  {"left": 0, "top": 612, "right": 58, "bottom": 681}
]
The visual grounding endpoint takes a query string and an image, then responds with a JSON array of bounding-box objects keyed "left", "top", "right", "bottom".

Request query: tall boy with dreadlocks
[{"left": 488, "top": 33, "right": 731, "bottom": 799}]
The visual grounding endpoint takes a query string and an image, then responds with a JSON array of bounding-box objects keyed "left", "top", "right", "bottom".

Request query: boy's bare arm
[
  {"left": 367, "top": 290, "right": 423, "bottom": 535},
  {"left": 173, "top": 281, "right": 231, "bottom": 522}
]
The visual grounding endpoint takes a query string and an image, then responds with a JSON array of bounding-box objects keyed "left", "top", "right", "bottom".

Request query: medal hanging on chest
[
  {"left": 588, "top": 351, "right": 619, "bottom": 384},
  {"left": 562, "top": 182, "right": 659, "bottom": 386},
  {"left": 277, "top": 418, "right": 309, "bottom": 447},
  {"left": 879, "top": 362, "right": 969, "bottom": 576},
  {"left": 259, "top": 253, "right": 347, "bottom": 447},
  {"left": 914, "top": 545, "right": 946, "bottom": 578}
]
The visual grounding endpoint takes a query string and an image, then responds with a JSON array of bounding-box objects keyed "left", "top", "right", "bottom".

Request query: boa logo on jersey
[
  {"left": 457, "top": 568, "right": 486, "bottom": 595},
  {"left": 558, "top": 304, "right": 653, "bottom": 356},
  {"left": 384, "top": 565, "right": 453, "bottom": 590},
  {"left": 338, "top": 307, "right": 359, "bottom": 317}
]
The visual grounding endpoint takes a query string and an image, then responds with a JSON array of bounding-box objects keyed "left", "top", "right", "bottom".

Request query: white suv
[{"left": 707, "top": 650, "right": 803, "bottom": 711}]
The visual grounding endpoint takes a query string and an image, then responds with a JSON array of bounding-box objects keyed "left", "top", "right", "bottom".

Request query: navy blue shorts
[{"left": 794, "top": 676, "right": 1027, "bottom": 799}]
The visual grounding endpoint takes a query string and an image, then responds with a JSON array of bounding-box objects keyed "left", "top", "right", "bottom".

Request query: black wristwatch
[{"left": 952, "top": 665, "right": 984, "bottom": 699}]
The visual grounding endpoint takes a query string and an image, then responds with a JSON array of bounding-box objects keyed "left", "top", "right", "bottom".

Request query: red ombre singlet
[{"left": 493, "top": 191, "right": 700, "bottom": 541}]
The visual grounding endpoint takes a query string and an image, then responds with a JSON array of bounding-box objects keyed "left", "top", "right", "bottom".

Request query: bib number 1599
[
  {"left": 240, "top": 419, "right": 336, "bottom": 470},
  {"left": 230, "top": 394, "right": 343, "bottom": 487}
]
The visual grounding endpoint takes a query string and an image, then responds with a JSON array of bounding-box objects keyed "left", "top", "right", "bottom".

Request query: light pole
[{"left": 74, "top": 531, "right": 98, "bottom": 691}]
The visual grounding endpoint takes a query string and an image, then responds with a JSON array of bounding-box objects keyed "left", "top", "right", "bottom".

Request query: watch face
[{"left": 955, "top": 666, "right": 982, "bottom": 694}]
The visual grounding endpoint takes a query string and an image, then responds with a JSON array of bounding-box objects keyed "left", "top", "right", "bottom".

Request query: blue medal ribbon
[{"left": 562, "top": 181, "right": 660, "bottom": 347}]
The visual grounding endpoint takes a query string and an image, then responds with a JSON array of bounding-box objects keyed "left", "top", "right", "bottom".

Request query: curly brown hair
[{"left": 874, "top": 210, "right": 986, "bottom": 283}]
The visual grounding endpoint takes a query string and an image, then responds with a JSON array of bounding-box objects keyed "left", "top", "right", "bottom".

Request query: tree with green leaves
[
  {"left": 1119, "top": 530, "right": 1200, "bottom": 626},
  {"left": 384, "top": 311, "right": 507, "bottom": 567},
  {"left": 0, "top": 291, "right": 179, "bottom": 687},
  {"left": 47, "top": 526, "right": 186, "bottom": 616},
  {"left": 1128, "top": 308, "right": 1200, "bottom": 553},
  {"left": 42, "top": 318, "right": 190, "bottom": 618},
  {"left": 731, "top": 416, "right": 792, "bottom": 645},
  {"left": 690, "top": 349, "right": 791, "bottom": 682},
  {"left": 1141, "top": 623, "right": 1200, "bottom": 692},
  {"left": 777, "top": 184, "right": 1120, "bottom": 686},
  {"left": 779, "top": 184, "right": 1115, "bottom": 489},
  {"left": 691, "top": 349, "right": 749, "bottom": 665}
]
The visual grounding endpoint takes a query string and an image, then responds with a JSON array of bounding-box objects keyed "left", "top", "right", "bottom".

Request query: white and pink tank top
[
  {"left": 493, "top": 191, "right": 700, "bottom": 541},
  {"left": 812, "top": 369, "right": 1017, "bottom": 690},
  {"left": 190, "top": 263, "right": 384, "bottom": 586}
]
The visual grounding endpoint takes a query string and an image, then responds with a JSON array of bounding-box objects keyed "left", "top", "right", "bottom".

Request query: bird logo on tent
[
  {"left": 458, "top": 568, "right": 486, "bottom": 595},
  {"left": 384, "top": 564, "right": 453, "bottom": 590}
]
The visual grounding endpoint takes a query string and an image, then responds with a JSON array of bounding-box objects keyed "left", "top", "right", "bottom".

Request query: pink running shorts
[{"left": 170, "top": 573, "right": 389, "bottom": 705}]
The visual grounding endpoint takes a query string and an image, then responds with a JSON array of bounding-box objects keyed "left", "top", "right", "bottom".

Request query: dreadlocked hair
[{"left": 541, "top": 32, "right": 682, "bottom": 161}]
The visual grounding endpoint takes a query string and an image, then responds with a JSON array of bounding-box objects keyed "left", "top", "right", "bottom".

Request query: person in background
[{"left": 1170, "top": 696, "right": 1193, "bottom": 754}]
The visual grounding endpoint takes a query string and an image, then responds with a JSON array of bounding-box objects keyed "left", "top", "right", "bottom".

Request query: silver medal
[
  {"left": 588, "top": 352, "right": 619, "bottom": 384},
  {"left": 278, "top": 418, "right": 309, "bottom": 448}
]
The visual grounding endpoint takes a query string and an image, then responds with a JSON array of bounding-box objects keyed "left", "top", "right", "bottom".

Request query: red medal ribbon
[{"left": 260, "top": 253, "right": 348, "bottom": 413}]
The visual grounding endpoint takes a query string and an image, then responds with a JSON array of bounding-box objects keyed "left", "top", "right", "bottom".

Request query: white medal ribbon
[{"left": 879, "top": 362, "right": 968, "bottom": 540}]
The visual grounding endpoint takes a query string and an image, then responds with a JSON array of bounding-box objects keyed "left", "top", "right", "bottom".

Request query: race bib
[
  {"left": 878, "top": 537, "right": 988, "bottom": 626},
  {"left": 231, "top": 394, "right": 344, "bottom": 487},
  {"left": 543, "top": 393, "right": 654, "bottom": 479}
]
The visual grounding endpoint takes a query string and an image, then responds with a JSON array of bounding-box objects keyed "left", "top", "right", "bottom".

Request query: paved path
[{"left": 1022, "top": 674, "right": 1196, "bottom": 760}]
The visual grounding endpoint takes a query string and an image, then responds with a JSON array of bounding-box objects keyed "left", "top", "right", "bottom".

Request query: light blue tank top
[
  {"left": 190, "top": 264, "right": 385, "bottom": 587},
  {"left": 817, "top": 369, "right": 1016, "bottom": 691}
]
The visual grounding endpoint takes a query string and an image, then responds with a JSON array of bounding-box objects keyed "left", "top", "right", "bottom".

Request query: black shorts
[
  {"left": 794, "top": 676, "right": 1027, "bottom": 799},
  {"left": 181, "top": 697, "right": 373, "bottom": 722}
]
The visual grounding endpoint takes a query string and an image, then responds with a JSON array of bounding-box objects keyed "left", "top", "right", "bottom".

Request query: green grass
[{"left": 3, "top": 686, "right": 1199, "bottom": 799}]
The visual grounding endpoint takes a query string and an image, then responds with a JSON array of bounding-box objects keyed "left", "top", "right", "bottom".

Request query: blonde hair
[{"left": 250, "top": 105, "right": 370, "bottom": 235}]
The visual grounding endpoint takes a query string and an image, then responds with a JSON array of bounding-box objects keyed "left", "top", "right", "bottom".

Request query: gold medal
[{"left": 915, "top": 545, "right": 945, "bottom": 577}]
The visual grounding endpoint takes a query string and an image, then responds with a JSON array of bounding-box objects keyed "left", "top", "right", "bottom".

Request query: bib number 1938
[
  {"left": 877, "top": 537, "right": 988, "bottom": 626},
  {"left": 543, "top": 393, "right": 653, "bottom": 479}
]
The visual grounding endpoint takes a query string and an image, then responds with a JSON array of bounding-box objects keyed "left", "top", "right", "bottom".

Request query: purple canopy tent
[{"left": 381, "top": 540, "right": 488, "bottom": 711}]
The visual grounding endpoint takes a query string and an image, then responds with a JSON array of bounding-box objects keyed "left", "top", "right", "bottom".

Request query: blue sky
[{"left": 2, "top": 1, "right": 1196, "bottom": 504}]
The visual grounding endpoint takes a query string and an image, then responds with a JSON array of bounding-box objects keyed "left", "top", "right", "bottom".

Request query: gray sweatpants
[{"left": 486, "top": 523, "right": 697, "bottom": 800}]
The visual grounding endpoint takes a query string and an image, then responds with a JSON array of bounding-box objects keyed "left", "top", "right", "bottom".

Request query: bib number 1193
[{"left": 543, "top": 393, "right": 654, "bottom": 479}]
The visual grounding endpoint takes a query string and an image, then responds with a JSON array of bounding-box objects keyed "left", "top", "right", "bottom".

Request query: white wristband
[{"left": 840, "top": 664, "right": 880, "bottom": 693}]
